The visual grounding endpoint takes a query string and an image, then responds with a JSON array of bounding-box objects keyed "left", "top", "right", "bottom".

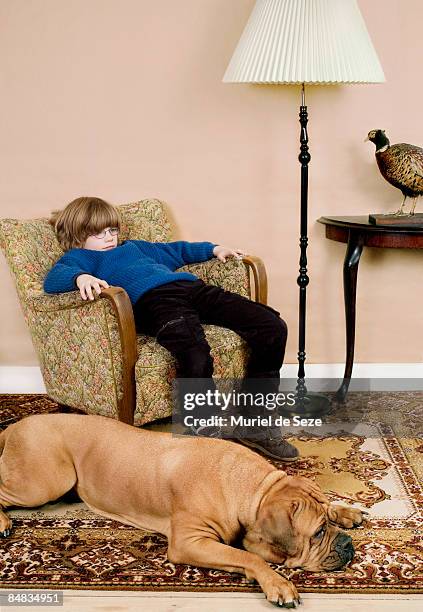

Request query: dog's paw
[
  {"left": 0, "top": 514, "right": 12, "bottom": 538},
  {"left": 328, "top": 504, "right": 367, "bottom": 529},
  {"left": 261, "top": 571, "right": 302, "bottom": 608}
]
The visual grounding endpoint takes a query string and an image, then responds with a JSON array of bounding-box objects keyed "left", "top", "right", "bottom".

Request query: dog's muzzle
[
  {"left": 334, "top": 532, "right": 354, "bottom": 563},
  {"left": 321, "top": 532, "right": 355, "bottom": 570}
]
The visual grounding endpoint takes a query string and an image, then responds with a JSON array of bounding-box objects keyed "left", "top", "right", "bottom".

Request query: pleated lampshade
[{"left": 223, "top": 0, "right": 385, "bottom": 84}]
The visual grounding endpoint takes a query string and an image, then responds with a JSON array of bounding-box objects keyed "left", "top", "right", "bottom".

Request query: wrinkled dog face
[{"left": 243, "top": 488, "right": 354, "bottom": 571}]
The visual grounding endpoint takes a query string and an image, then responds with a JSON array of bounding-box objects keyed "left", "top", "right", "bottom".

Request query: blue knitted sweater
[{"left": 43, "top": 240, "right": 216, "bottom": 304}]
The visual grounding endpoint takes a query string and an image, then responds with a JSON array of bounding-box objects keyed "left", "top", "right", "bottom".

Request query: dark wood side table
[{"left": 318, "top": 216, "right": 423, "bottom": 401}]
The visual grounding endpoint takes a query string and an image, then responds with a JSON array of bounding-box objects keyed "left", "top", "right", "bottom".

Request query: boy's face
[{"left": 83, "top": 227, "right": 119, "bottom": 251}]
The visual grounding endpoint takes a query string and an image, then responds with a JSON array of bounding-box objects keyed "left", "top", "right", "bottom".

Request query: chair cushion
[
  {"left": 134, "top": 325, "right": 249, "bottom": 425},
  {"left": 119, "top": 199, "right": 172, "bottom": 243}
]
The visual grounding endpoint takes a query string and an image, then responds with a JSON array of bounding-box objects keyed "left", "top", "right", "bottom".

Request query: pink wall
[{"left": 1, "top": 0, "right": 422, "bottom": 366}]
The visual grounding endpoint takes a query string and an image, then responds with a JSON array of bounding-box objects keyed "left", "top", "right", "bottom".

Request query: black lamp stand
[{"left": 291, "top": 84, "right": 332, "bottom": 416}]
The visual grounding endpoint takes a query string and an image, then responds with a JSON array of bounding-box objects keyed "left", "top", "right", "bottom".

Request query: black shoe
[
  {"left": 233, "top": 429, "right": 300, "bottom": 462},
  {"left": 186, "top": 424, "right": 223, "bottom": 438}
]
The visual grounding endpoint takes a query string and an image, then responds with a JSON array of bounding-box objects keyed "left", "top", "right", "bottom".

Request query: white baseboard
[
  {"left": 0, "top": 364, "right": 422, "bottom": 393},
  {"left": 0, "top": 367, "right": 47, "bottom": 393},
  {"left": 281, "top": 363, "right": 423, "bottom": 378}
]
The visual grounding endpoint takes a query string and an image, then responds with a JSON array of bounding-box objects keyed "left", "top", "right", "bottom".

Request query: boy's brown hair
[{"left": 49, "top": 197, "right": 121, "bottom": 251}]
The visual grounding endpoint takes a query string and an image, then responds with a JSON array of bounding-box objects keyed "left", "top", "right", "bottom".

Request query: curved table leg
[{"left": 336, "top": 232, "right": 364, "bottom": 402}]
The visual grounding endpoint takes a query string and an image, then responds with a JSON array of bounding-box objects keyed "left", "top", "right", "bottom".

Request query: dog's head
[{"left": 243, "top": 477, "right": 354, "bottom": 571}]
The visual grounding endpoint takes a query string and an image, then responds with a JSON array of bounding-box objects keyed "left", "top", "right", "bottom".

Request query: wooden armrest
[
  {"left": 242, "top": 255, "right": 268, "bottom": 304},
  {"left": 30, "top": 287, "right": 137, "bottom": 424},
  {"left": 99, "top": 287, "right": 137, "bottom": 425}
]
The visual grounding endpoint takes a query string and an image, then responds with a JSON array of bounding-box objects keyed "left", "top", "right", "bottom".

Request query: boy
[{"left": 44, "top": 196, "right": 298, "bottom": 461}]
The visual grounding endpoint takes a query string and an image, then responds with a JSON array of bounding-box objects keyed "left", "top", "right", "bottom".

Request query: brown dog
[{"left": 0, "top": 414, "right": 364, "bottom": 607}]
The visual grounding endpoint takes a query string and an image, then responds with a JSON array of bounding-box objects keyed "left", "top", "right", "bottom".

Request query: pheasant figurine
[{"left": 366, "top": 129, "right": 423, "bottom": 215}]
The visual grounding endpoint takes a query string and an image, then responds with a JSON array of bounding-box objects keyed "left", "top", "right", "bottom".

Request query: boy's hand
[
  {"left": 76, "top": 274, "right": 109, "bottom": 301},
  {"left": 213, "top": 245, "right": 246, "bottom": 263}
]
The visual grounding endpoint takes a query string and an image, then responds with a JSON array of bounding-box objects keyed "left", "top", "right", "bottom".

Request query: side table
[{"left": 318, "top": 216, "right": 423, "bottom": 401}]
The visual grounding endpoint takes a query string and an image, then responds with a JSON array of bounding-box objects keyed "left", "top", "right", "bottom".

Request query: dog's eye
[{"left": 313, "top": 526, "right": 326, "bottom": 539}]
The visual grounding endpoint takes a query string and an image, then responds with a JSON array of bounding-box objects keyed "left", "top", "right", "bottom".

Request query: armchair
[{"left": 0, "top": 199, "right": 267, "bottom": 426}]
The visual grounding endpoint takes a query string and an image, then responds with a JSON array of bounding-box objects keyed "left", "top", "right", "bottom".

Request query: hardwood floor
[{"left": 1, "top": 591, "right": 423, "bottom": 611}]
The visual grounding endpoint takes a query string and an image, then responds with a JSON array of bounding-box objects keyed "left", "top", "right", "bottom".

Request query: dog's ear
[
  {"left": 257, "top": 499, "right": 299, "bottom": 556},
  {"left": 284, "top": 476, "right": 330, "bottom": 508}
]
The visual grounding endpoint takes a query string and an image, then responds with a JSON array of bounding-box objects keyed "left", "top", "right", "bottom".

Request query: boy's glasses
[{"left": 92, "top": 228, "right": 119, "bottom": 239}]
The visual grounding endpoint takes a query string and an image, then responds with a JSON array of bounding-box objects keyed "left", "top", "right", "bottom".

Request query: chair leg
[
  {"left": 54, "top": 403, "right": 86, "bottom": 415},
  {"left": 53, "top": 400, "right": 133, "bottom": 423}
]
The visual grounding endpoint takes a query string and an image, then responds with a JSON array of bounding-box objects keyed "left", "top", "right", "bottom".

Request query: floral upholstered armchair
[{"left": 0, "top": 199, "right": 268, "bottom": 426}]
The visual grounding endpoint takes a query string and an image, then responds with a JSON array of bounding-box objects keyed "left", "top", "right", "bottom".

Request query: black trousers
[{"left": 133, "top": 280, "right": 287, "bottom": 380}]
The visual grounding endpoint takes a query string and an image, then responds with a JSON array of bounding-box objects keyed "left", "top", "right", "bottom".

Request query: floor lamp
[{"left": 223, "top": 0, "right": 385, "bottom": 414}]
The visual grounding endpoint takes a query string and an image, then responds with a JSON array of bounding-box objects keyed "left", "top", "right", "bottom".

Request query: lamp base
[{"left": 279, "top": 391, "right": 332, "bottom": 418}]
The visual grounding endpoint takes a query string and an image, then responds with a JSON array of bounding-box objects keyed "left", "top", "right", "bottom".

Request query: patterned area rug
[
  {"left": 0, "top": 393, "right": 422, "bottom": 593},
  {"left": 0, "top": 394, "right": 82, "bottom": 429}
]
